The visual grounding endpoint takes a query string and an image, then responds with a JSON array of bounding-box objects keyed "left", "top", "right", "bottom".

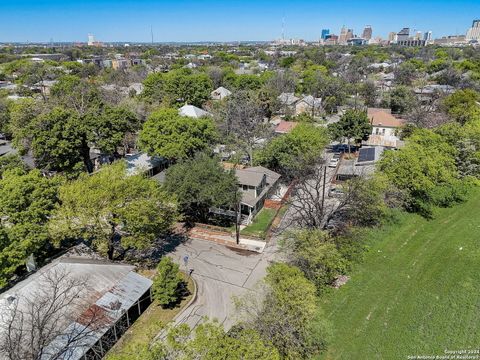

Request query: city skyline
[{"left": 0, "top": 0, "right": 480, "bottom": 43}]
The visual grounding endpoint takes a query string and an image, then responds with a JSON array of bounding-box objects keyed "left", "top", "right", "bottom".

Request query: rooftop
[
  {"left": 367, "top": 108, "right": 405, "bottom": 128},
  {"left": 0, "top": 245, "right": 152, "bottom": 360},
  {"left": 275, "top": 120, "right": 299, "bottom": 134},
  {"left": 178, "top": 104, "right": 211, "bottom": 118}
]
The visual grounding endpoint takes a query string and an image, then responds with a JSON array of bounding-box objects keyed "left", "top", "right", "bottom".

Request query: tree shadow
[{"left": 161, "top": 280, "right": 192, "bottom": 310}]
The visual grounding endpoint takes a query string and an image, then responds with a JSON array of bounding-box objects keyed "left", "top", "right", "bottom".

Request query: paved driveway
[{"left": 168, "top": 237, "right": 278, "bottom": 330}]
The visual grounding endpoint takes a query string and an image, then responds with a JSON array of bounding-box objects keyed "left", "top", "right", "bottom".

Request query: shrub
[{"left": 152, "top": 257, "right": 183, "bottom": 307}]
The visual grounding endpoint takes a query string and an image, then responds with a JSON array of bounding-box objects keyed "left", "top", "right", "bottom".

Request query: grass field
[{"left": 320, "top": 190, "right": 480, "bottom": 360}]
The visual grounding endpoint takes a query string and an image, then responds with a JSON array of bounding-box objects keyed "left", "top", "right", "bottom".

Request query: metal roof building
[{"left": 0, "top": 245, "right": 153, "bottom": 360}]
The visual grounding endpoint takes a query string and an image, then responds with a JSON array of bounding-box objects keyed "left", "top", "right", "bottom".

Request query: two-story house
[{"left": 235, "top": 166, "right": 281, "bottom": 219}]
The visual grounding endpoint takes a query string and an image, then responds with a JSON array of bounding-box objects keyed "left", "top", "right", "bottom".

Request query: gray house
[{"left": 235, "top": 166, "right": 281, "bottom": 218}]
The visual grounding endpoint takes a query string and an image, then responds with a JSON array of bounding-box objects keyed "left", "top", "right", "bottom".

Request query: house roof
[
  {"left": 278, "top": 92, "right": 299, "bottom": 106},
  {"left": 275, "top": 120, "right": 299, "bottom": 134},
  {"left": 414, "top": 84, "right": 455, "bottom": 94},
  {"left": 211, "top": 86, "right": 232, "bottom": 99},
  {"left": 298, "top": 95, "right": 322, "bottom": 107},
  {"left": 178, "top": 105, "right": 211, "bottom": 118},
  {"left": 245, "top": 166, "right": 281, "bottom": 186},
  {"left": 0, "top": 245, "right": 152, "bottom": 360},
  {"left": 235, "top": 168, "right": 265, "bottom": 187},
  {"left": 125, "top": 153, "right": 164, "bottom": 176},
  {"left": 367, "top": 108, "right": 405, "bottom": 128}
]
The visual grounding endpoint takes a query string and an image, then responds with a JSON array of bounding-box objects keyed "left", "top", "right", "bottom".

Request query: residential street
[
  {"left": 168, "top": 152, "right": 339, "bottom": 331},
  {"left": 168, "top": 237, "right": 279, "bottom": 329}
]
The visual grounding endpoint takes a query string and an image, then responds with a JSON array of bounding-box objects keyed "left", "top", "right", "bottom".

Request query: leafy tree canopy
[
  {"left": 49, "top": 162, "right": 178, "bottom": 259},
  {"left": 328, "top": 109, "right": 372, "bottom": 150},
  {"left": 138, "top": 108, "right": 217, "bottom": 161},
  {"left": 163, "top": 152, "right": 239, "bottom": 223},
  {"left": 256, "top": 123, "right": 329, "bottom": 177},
  {"left": 152, "top": 256, "right": 184, "bottom": 307},
  {"left": 142, "top": 69, "right": 213, "bottom": 107},
  {"left": 0, "top": 169, "right": 60, "bottom": 287}
]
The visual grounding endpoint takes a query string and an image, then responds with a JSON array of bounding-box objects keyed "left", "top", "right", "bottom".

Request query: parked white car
[{"left": 328, "top": 158, "right": 339, "bottom": 168}]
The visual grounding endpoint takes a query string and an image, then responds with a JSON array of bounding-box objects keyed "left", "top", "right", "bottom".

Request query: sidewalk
[{"left": 187, "top": 226, "right": 266, "bottom": 253}]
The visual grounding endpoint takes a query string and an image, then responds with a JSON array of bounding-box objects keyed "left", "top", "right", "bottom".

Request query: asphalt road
[{"left": 168, "top": 237, "right": 278, "bottom": 330}]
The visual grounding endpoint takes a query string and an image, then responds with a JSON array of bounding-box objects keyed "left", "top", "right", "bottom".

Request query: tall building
[
  {"left": 339, "top": 26, "right": 348, "bottom": 44},
  {"left": 87, "top": 34, "right": 95, "bottom": 46},
  {"left": 346, "top": 29, "right": 354, "bottom": 41},
  {"left": 388, "top": 32, "right": 396, "bottom": 43},
  {"left": 362, "top": 25, "right": 373, "bottom": 40},
  {"left": 395, "top": 27, "right": 410, "bottom": 42},
  {"left": 424, "top": 31, "right": 433, "bottom": 42},
  {"left": 466, "top": 19, "right": 480, "bottom": 41},
  {"left": 321, "top": 29, "right": 330, "bottom": 40}
]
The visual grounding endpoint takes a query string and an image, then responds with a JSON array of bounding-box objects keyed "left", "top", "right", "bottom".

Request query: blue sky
[{"left": 0, "top": 0, "right": 479, "bottom": 43}]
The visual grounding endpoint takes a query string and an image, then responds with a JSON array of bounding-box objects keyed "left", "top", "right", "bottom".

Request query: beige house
[
  {"left": 295, "top": 95, "right": 323, "bottom": 116},
  {"left": 364, "top": 108, "right": 405, "bottom": 148}
]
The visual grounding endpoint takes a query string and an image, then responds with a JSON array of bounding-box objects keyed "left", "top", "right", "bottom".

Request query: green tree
[
  {"left": 152, "top": 257, "right": 183, "bottom": 307},
  {"left": 388, "top": 86, "right": 417, "bottom": 114},
  {"left": 107, "top": 322, "right": 279, "bottom": 360},
  {"left": 0, "top": 169, "right": 59, "bottom": 287},
  {"left": 7, "top": 98, "right": 42, "bottom": 153},
  {"left": 280, "top": 229, "right": 348, "bottom": 292},
  {"left": 0, "top": 154, "right": 27, "bottom": 178},
  {"left": 442, "top": 89, "right": 480, "bottom": 125},
  {"left": 142, "top": 70, "right": 213, "bottom": 107},
  {"left": 301, "top": 73, "right": 346, "bottom": 113},
  {"left": 394, "top": 61, "right": 419, "bottom": 85},
  {"left": 186, "top": 323, "right": 280, "bottom": 360},
  {"left": 328, "top": 109, "right": 372, "bottom": 152},
  {"left": 164, "top": 153, "right": 239, "bottom": 223},
  {"left": 30, "top": 107, "right": 89, "bottom": 173},
  {"left": 49, "top": 162, "right": 178, "bottom": 259},
  {"left": 50, "top": 75, "right": 101, "bottom": 115},
  {"left": 86, "top": 105, "right": 138, "bottom": 155},
  {"left": 256, "top": 123, "right": 329, "bottom": 177},
  {"left": 435, "top": 120, "right": 480, "bottom": 178},
  {"left": 378, "top": 129, "right": 468, "bottom": 217},
  {"left": 0, "top": 97, "right": 10, "bottom": 135},
  {"left": 237, "top": 263, "right": 328, "bottom": 359},
  {"left": 138, "top": 108, "right": 217, "bottom": 161}
]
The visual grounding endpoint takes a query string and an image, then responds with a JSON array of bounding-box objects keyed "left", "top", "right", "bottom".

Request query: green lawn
[
  {"left": 320, "top": 190, "right": 480, "bottom": 360},
  {"left": 241, "top": 208, "right": 277, "bottom": 239}
]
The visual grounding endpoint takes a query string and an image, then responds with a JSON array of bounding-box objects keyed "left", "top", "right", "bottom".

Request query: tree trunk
[
  {"left": 80, "top": 137, "right": 94, "bottom": 173},
  {"left": 107, "top": 222, "right": 116, "bottom": 260},
  {"left": 107, "top": 238, "right": 114, "bottom": 260}
]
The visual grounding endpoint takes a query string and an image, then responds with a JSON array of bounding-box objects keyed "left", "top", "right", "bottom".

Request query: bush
[{"left": 152, "top": 257, "right": 183, "bottom": 308}]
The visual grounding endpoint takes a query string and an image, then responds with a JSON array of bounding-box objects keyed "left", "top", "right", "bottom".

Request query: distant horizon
[{"left": 1, "top": 0, "right": 479, "bottom": 43}]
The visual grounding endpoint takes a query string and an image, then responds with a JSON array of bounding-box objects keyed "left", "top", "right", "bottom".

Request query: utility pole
[
  {"left": 321, "top": 163, "right": 327, "bottom": 216},
  {"left": 150, "top": 26, "right": 154, "bottom": 45},
  {"left": 234, "top": 190, "right": 240, "bottom": 245}
]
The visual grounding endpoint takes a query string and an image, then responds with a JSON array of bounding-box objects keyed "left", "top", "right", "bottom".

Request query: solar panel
[{"left": 358, "top": 147, "right": 375, "bottom": 163}]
